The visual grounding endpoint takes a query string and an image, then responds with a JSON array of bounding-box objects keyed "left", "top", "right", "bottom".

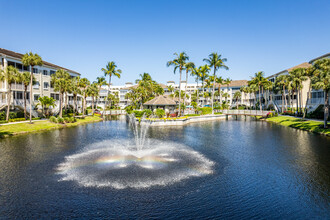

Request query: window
[
  {"left": 50, "top": 70, "right": 56, "bottom": 76},
  {"left": 13, "top": 91, "right": 23, "bottom": 100},
  {"left": 34, "top": 94, "right": 40, "bottom": 101},
  {"left": 43, "top": 70, "right": 48, "bottom": 76},
  {"left": 23, "top": 65, "right": 29, "bottom": 71},
  {"left": 44, "top": 82, "right": 49, "bottom": 89},
  {"left": 33, "top": 68, "right": 39, "bottom": 74},
  {"left": 33, "top": 82, "right": 40, "bottom": 89},
  {"left": 16, "top": 63, "right": 23, "bottom": 71},
  {"left": 51, "top": 93, "right": 60, "bottom": 100}
]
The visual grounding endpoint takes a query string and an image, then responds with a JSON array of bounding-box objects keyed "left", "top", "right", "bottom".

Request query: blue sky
[{"left": 1, "top": 0, "right": 329, "bottom": 85}]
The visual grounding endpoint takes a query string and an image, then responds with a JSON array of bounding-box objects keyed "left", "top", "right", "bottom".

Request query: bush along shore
[
  {"left": 265, "top": 116, "right": 329, "bottom": 136},
  {"left": 0, "top": 115, "right": 103, "bottom": 138}
]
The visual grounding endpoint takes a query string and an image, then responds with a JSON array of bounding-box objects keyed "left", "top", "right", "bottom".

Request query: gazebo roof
[{"left": 143, "top": 95, "right": 179, "bottom": 106}]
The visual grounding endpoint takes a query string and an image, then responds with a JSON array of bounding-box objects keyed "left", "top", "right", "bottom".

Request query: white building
[{"left": 0, "top": 48, "right": 81, "bottom": 115}]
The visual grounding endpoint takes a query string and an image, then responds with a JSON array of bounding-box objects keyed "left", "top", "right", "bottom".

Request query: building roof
[
  {"left": 143, "top": 95, "right": 179, "bottom": 106},
  {"left": 267, "top": 62, "right": 311, "bottom": 78},
  {"left": 0, "top": 48, "right": 80, "bottom": 75},
  {"left": 309, "top": 53, "right": 330, "bottom": 63},
  {"left": 216, "top": 80, "right": 248, "bottom": 88}
]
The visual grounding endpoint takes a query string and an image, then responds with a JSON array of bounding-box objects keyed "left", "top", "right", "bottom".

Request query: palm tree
[
  {"left": 101, "top": 62, "right": 122, "bottom": 116},
  {"left": 250, "top": 71, "right": 266, "bottom": 111},
  {"left": 95, "top": 76, "right": 108, "bottom": 110},
  {"left": 224, "top": 78, "right": 232, "bottom": 106},
  {"left": 203, "top": 53, "right": 229, "bottom": 114},
  {"left": 311, "top": 58, "right": 330, "bottom": 128},
  {"left": 183, "top": 62, "right": 195, "bottom": 107},
  {"left": 199, "top": 65, "right": 211, "bottom": 107},
  {"left": 0, "top": 66, "right": 20, "bottom": 121},
  {"left": 216, "top": 76, "right": 224, "bottom": 103},
  {"left": 19, "top": 71, "right": 35, "bottom": 119},
  {"left": 87, "top": 83, "right": 99, "bottom": 116},
  {"left": 191, "top": 67, "right": 202, "bottom": 107},
  {"left": 71, "top": 76, "right": 81, "bottom": 116},
  {"left": 303, "top": 66, "right": 317, "bottom": 119},
  {"left": 51, "top": 69, "right": 70, "bottom": 118},
  {"left": 240, "top": 86, "right": 248, "bottom": 109},
  {"left": 248, "top": 83, "right": 258, "bottom": 111},
  {"left": 167, "top": 52, "right": 189, "bottom": 116},
  {"left": 233, "top": 91, "right": 241, "bottom": 109},
  {"left": 289, "top": 68, "right": 307, "bottom": 115},
  {"left": 79, "top": 78, "right": 91, "bottom": 117},
  {"left": 21, "top": 52, "right": 43, "bottom": 123},
  {"left": 275, "top": 74, "right": 289, "bottom": 113},
  {"left": 37, "top": 96, "right": 56, "bottom": 117},
  {"left": 167, "top": 85, "right": 175, "bottom": 94}
]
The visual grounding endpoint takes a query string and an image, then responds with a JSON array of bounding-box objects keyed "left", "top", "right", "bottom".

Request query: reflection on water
[{"left": 0, "top": 116, "right": 329, "bottom": 219}]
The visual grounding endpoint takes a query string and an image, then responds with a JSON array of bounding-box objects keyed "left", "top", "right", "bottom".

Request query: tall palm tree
[
  {"left": 167, "top": 85, "right": 175, "bottom": 94},
  {"left": 87, "top": 83, "right": 99, "bottom": 116},
  {"left": 51, "top": 69, "right": 70, "bottom": 118},
  {"left": 275, "top": 75, "right": 289, "bottom": 113},
  {"left": 95, "top": 76, "right": 108, "bottom": 110},
  {"left": 191, "top": 67, "right": 202, "bottom": 107},
  {"left": 0, "top": 66, "right": 20, "bottom": 121},
  {"left": 19, "top": 71, "right": 35, "bottom": 119},
  {"left": 289, "top": 68, "right": 307, "bottom": 115},
  {"left": 79, "top": 78, "right": 91, "bottom": 117},
  {"left": 71, "top": 76, "right": 81, "bottom": 116},
  {"left": 203, "top": 53, "right": 229, "bottom": 114},
  {"left": 183, "top": 62, "right": 195, "bottom": 107},
  {"left": 101, "top": 61, "right": 122, "bottom": 115},
  {"left": 233, "top": 91, "right": 241, "bottom": 109},
  {"left": 21, "top": 52, "right": 43, "bottom": 123},
  {"left": 250, "top": 71, "right": 266, "bottom": 111},
  {"left": 311, "top": 58, "right": 330, "bottom": 128},
  {"left": 167, "top": 52, "right": 189, "bottom": 116},
  {"left": 303, "top": 66, "right": 316, "bottom": 119},
  {"left": 216, "top": 76, "right": 224, "bottom": 103},
  {"left": 199, "top": 65, "right": 211, "bottom": 107}
]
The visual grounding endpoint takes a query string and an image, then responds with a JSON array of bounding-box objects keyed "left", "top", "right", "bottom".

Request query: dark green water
[{"left": 0, "top": 117, "right": 329, "bottom": 219}]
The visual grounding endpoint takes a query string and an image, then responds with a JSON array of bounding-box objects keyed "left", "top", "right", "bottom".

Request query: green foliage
[
  {"left": 155, "top": 108, "right": 165, "bottom": 118},
  {"left": 185, "top": 114, "right": 200, "bottom": 117},
  {"left": 8, "top": 118, "right": 26, "bottom": 122},
  {"left": 63, "top": 117, "right": 70, "bottom": 123},
  {"left": 49, "top": 116, "right": 57, "bottom": 123},
  {"left": 57, "top": 117, "right": 64, "bottom": 124},
  {"left": 133, "top": 109, "right": 153, "bottom": 118},
  {"left": 198, "top": 107, "right": 212, "bottom": 115}
]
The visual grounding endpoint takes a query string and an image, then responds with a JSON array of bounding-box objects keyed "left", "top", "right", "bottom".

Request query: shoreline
[
  {"left": 0, "top": 116, "right": 103, "bottom": 138},
  {"left": 263, "top": 116, "right": 330, "bottom": 137}
]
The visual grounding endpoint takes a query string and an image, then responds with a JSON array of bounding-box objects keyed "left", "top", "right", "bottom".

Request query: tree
[
  {"left": 199, "top": 65, "right": 211, "bottom": 107},
  {"left": 51, "top": 69, "right": 70, "bottom": 118},
  {"left": 233, "top": 91, "right": 241, "bottom": 109},
  {"left": 0, "top": 66, "right": 20, "bottom": 121},
  {"left": 275, "top": 74, "right": 289, "bottom": 113},
  {"left": 224, "top": 78, "right": 232, "bottom": 106},
  {"left": 183, "top": 62, "right": 195, "bottom": 107},
  {"left": 18, "top": 71, "right": 36, "bottom": 119},
  {"left": 101, "top": 61, "right": 122, "bottom": 115},
  {"left": 95, "top": 76, "right": 108, "bottom": 110},
  {"left": 289, "top": 68, "right": 307, "bottom": 115},
  {"left": 203, "top": 53, "right": 228, "bottom": 114},
  {"left": 216, "top": 76, "right": 224, "bottom": 104},
  {"left": 191, "top": 67, "right": 202, "bottom": 107},
  {"left": 37, "top": 96, "right": 56, "bottom": 117},
  {"left": 250, "top": 71, "right": 266, "bottom": 111},
  {"left": 87, "top": 83, "right": 99, "bottom": 116},
  {"left": 71, "top": 76, "right": 81, "bottom": 116},
  {"left": 167, "top": 85, "right": 175, "bottom": 94},
  {"left": 167, "top": 52, "right": 189, "bottom": 116},
  {"left": 79, "top": 78, "right": 91, "bottom": 117},
  {"left": 311, "top": 58, "right": 330, "bottom": 128},
  {"left": 21, "top": 52, "right": 43, "bottom": 123}
]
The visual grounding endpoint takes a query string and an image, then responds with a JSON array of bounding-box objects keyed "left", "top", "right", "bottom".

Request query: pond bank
[
  {"left": 265, "top": 116, "right": 330, "bottom": 136},
  {"left": 0, "top": 116, "right": 103, "bottom": 138},
  {"left": 143, "top": 114, "right": 229, "bottom": 126}
]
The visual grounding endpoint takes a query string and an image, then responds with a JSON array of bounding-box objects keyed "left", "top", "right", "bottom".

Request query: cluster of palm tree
[
  {"left": 125, "top": 73, "right": 164, "bottom": 109},
  {"left": 167, "top": 52, "right": 229, "bottom": 115}
]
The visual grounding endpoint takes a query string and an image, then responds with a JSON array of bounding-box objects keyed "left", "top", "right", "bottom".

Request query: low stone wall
[{"left": 143, "top": 114, "right": 229, "bottom": 127}]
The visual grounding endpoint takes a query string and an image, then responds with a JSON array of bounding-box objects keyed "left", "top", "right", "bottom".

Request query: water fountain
[{"left": 57, "top": 114, "right": 214, "bottom": 189}]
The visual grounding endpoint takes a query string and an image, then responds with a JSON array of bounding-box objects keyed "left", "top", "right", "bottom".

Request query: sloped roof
[
  {"left": 216, "top": 80, "right": 248, "bottom": 88},
  {"left": 309, "top": 53, "right": 330, "bottom": 63},
  {"left": 0, "top": 48, "right": 80, "bottom": 75},
  {"left": 267, "top": 62, "right": 311, "bottom": 78},
  {"left": 143, "top": 95, "right": 179, "bottom": 106}
]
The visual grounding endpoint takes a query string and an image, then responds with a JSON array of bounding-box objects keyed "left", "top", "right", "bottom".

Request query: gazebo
[{"left": 143, "top": 95, "right": 179, "bottom": 113}]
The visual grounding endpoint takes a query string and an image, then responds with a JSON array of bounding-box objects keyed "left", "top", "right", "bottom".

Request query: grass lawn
[
  {"left": 0, "top": 116, "right": 103, "bottom": 138},
  {"left": 267, "top": 116, "right": 330, "bottom": 136}
]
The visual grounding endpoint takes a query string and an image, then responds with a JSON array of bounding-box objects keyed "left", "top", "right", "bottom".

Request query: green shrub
[
  {"left": 198, "top": 107, "right": 212, "bottom": 115},
  {"left": 63, "top": 117, "right": 70, "bottom": 123},
  {"left": 69, "top": 117, "right": 77, "bottom": 123},
  {"left": 32, "top": 117, "right": 41, "bottom": 120},
  {"left": 133, "top": 110, "right": 144, "bottom": 118},
  {"left": 155, "top": 108, "right": 165, "bottom": 118},
  {"left": 0, "top": 120, "right": 7, "bottom": 124},
  {"left": 49, "top": 116, "right": 57, "bottom": 123},
  {"left": 57, "top": 117, "right": 64, "bottom": 124},
  {"left": 142, "top": 109, "right": 153, "bottom": 117},
  {"left": 9, "top": 112, "right": 16, "bottom": 119},
  {"left": 8, "top": 118, "right": 26, "bottom": 122},
  {"left": 185, "top": 114, "right": 200, "bottom": 117}
]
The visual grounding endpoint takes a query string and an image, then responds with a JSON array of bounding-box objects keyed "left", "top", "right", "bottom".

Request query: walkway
[{"left": 221, "top": 110, "right": 274, "bottom": 117}]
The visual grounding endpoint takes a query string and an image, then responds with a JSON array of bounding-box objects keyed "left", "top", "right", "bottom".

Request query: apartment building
[{"left": 0, "top": 48, "right": 81, "bottom": 114}]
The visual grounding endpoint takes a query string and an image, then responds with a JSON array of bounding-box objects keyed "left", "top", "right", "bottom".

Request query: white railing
[{"left": 221, "top": 109, "right": 275, "bottom": 116}]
